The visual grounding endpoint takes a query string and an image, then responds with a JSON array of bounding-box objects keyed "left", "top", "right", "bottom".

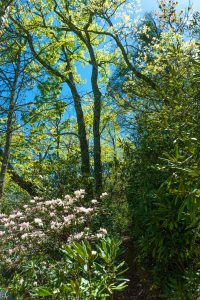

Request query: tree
[
  {"left": 7, "top": 0, "right": 168, "bottom": 196},
  {"left": 0, "top": 26, "right": 37, "bottom": 198},
  {"left": 115, "top": 4, "right": 200, "bottom": 297}
]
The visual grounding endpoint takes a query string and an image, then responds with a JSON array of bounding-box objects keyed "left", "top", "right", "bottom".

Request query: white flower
[
  {"left": 19, "top": 222, "right": 30, "bottom": 230},
  {"left": 74, "top": 189, "right": 85, "bottom": 198},
  {"left": 91, "top": 199, "right": 98, "bottom": 204},
  {"left": 50, "top": 221, "right": 61, "bottom": 230},
  {"left": 9, "top": 214, "right": 17, "bottom": 219},
  {"left": 72, "top": 231, "right": 84, "bottom": 240},
  {"left": 11, "top": 220, "right": 15, "bottom": 225},
  {"left": 76, "top": 207, "right": 93, "bottom": 214},
  {"left": 16, "top": 212, "right": 22, "bottom": 217},
  {"left": 100, "top": 192, "right": 108, "bottom": 199},
  {"left": 34, "top": 218, "right": 43, "bottom": 224},
  {"left": 34, "top": 218, "right": 44, "bottom": 227},
  {"left": 0, "top": 231, "right": 5, "bottom": 237},
  {"left": 96, "top": 233, "right": 104, "bottom": 239},
  {"left": 21, "top": 233, "right": 28, "bottom": 240},
  {"left": 33, "top": 196, "right": 43, "bottom": 200},
  {"left": 99, "top": 228, "right": 107, "bottom": 235},
  {"left": 63, "top": 214, "right": 74, "bottom": 224}
]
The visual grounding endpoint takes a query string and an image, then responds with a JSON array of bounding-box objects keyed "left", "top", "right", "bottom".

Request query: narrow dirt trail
[{"left": 114, "top": 238, "right": 152, "bottom": 300}]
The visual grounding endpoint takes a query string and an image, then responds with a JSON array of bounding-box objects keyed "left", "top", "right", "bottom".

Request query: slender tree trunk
[
  {"left": 85, "top": 35, "right": 103, "bottom": 196},
  {"left": 61, "top": 23, "right": 103, "bottom": 195},
  {"left": 91, "top": 69, "right": 102, "bottom": 196},
  {"left": 18, "top": 33, "right": 92, "bottom": 195},
  {"left": 67, "top": 79, "right": 92, "bottom": 192},
  {"left": 0, "top": 103, "right": 14, "bottom": 198},
  {"left": 63, "top": 55, "right": 91, "bottom": 187},
  {"left": 0, "top": 149, "right": 37, "bottom": 196},
  {"left": 0, "top": 55, "right": 20, "bottom": 199}
]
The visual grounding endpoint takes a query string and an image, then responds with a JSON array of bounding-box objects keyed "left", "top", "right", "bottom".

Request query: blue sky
[
  {"left": 26, "top": 0, "right": 200, "bottom": 121},
  {"left": 60, "top": 0, "right": 200, "bottom": 119},
  {"left": 141, "top": 0, "right": 200, "bottom": 12}
]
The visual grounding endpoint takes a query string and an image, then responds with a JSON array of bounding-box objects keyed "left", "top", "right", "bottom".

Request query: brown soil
[{"left": 113, "top": 237, "right": 151, "bottom": 300}]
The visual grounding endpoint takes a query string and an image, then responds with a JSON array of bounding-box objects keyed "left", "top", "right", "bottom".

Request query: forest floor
[{"left": 114, "top": 238, "right": 154, "bottom": 300}]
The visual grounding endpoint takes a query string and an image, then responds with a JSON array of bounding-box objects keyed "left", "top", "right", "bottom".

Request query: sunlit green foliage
[{"left": 0, "top": 0, "right": 199, "bottom": 299}]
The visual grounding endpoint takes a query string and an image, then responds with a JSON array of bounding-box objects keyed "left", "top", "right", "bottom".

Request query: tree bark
[
  {"left": 84, "top": 33, "right": 103, "bottom": 195},
  {"left": 13, "top": 28, "right": 92, "bottom": 194},
  {"left": 67, "top": 81, "right": 91, "bottom": 177},
  {"left": 69, "top": 20, "right": 103, "bottom": 196},
  {"left": 0, "top": 54, "right": 20, "bottom": 198},
  {"left": 0, "top": 105, "right": 14, "bottom": 198},
  {"left": 64, "top": 54, "right": 92, "bottom": 196}
]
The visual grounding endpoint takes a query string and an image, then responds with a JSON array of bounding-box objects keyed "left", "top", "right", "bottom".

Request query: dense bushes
[
  {"left": 0, "top": 1, "right": 199, "bottom": 299},
  {"left": 0, "top": 190, "right": 127, "bottom": 299},
  {"left": 127, "top": 52, "right": 200, "bottom": 298},
  {"left": 0, "top": 239, "right": 127, "bottom": 299}
]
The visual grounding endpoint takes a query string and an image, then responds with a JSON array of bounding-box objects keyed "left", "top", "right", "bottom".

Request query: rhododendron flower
[
  {"left": 21, "top": 233, "right": 28, "bottom": 240},
  {"left": 34, "top": 218, "right": 43, "bottom": 225},
  {"left": 19, "top": 222, "right": 30, "bottom": 230},
  {"left": 91, "top": 199, "right": 98, "bottom": 204},
  {"left": 99, "top": 228, "right": 107, "bottom": 235},
  {"left": 68, "top": 231, "right": 85, "bottom": 241},
  {"left": 0, "top": 190, "right": 108, "bottom": 268},
  {"left": 100, "top": 192, "right": 108, "bottom": 199},
  {"left": 0, "top": 231, "right": 5, "bottom": 237},
  {"left": 16, "top": 212, "right": 23, "bottom": 217},
  {"left": 74, "top": 189, "right": 85, "bottom": 198},
  {"left": 76, "top": 207, "right": 93, "bottom": 214},
  {"left": 96, "top": 233, "right": 104, "bottom": 238},
  {"left": 9, "top": 214, "right": 17, "bottom": 219},
  {"left": 63, "top": 215, "right": 74, "bottom": 224}
]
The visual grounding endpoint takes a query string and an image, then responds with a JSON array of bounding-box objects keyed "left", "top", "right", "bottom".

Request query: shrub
[
  {"left": 30, "top": 238, "right": 128, "bottom": 299},
  {"left": 127, "top": 109, "right": 200, "bottom": 299},
  {"left": 0, "top": 190, "right": 128, "bottom": 299},
  {"left": 0, "top": 189, "right": 107, "bottom": 267}
]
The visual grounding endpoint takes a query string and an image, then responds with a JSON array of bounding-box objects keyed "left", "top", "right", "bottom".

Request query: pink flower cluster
[{"left": 0, "top": 190, "right": 108, "bottom": 267}]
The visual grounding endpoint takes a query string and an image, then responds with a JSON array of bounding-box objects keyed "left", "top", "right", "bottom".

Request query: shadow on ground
[{"left": 114, "top": 237, "right": 153, "bottom": 300}]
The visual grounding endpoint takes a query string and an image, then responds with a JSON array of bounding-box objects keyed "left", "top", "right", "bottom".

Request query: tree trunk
[
  {"left": 85, "top": 35, "right": 103, "bottom": 196},
  {"left": 67, "top": 79, "right": 92, "bottom": 195},
  {"left": 0, "top": 55, "right": 20, "bottom": 198},
  {"left": 19, "top": 34, "right": 92, "bottom": 196},
  {"left": 0, "top": 149, "right": 37, "bottom": 196},
  {"left": 92, "top": 69, "right": 102, "bottom": 196},
  {"left": 0, "top": 105, "right": 14, "bottom": 198}
]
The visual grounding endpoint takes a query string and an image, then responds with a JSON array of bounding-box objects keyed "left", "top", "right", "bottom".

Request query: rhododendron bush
[
  {"left": 0, "top": 189, "right": 107, "bottom": 267},
  {"left": 0, "top": 190, "right": 128, "bottom": 299}
]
